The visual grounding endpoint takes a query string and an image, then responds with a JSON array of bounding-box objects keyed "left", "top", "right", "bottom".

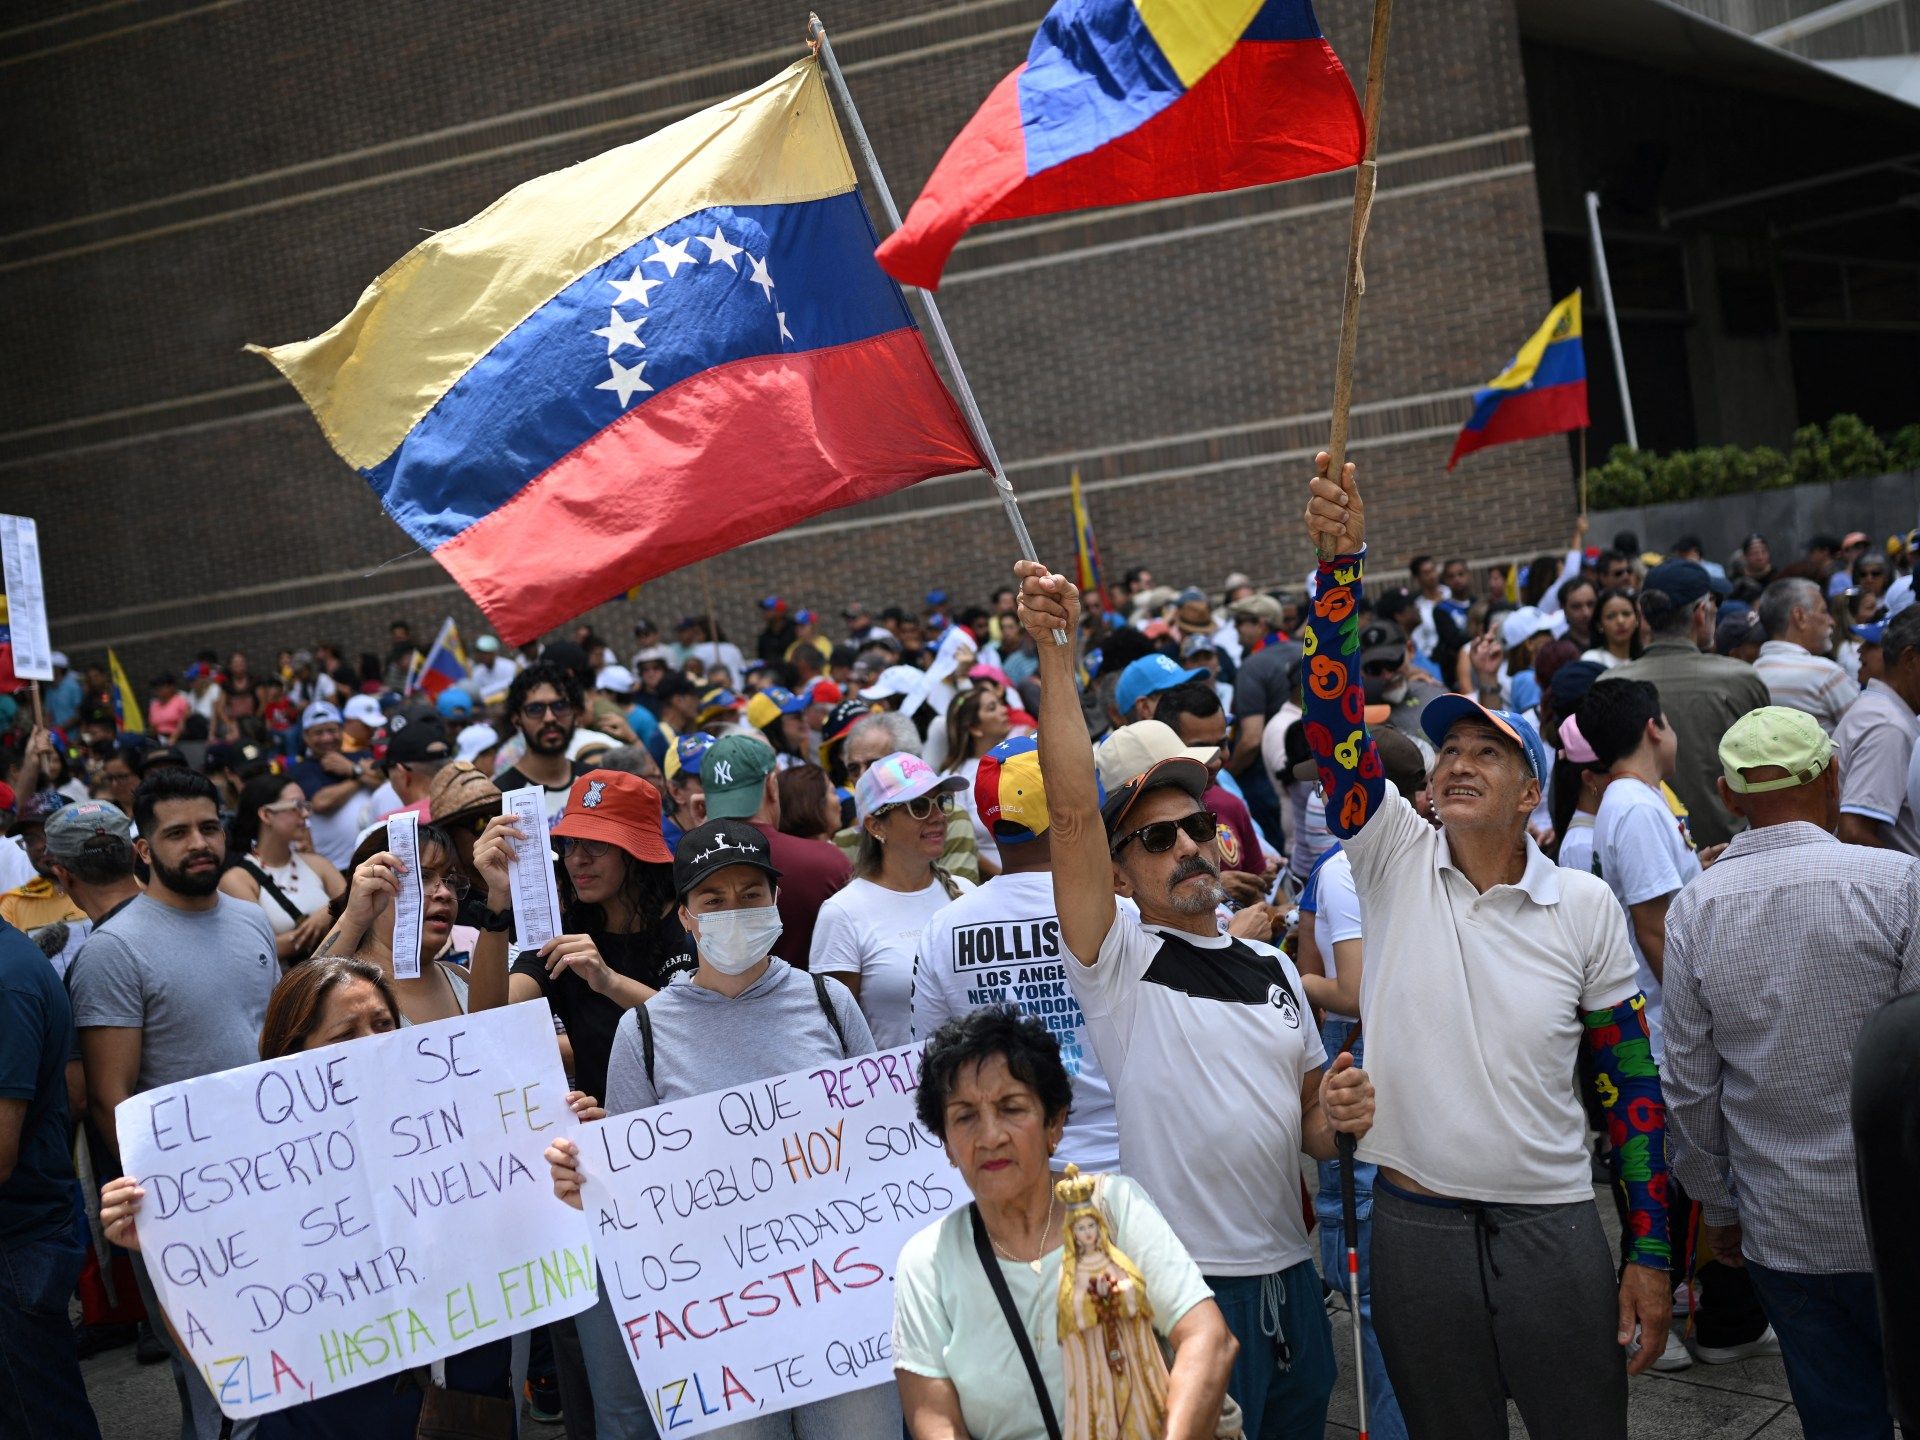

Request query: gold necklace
[{"left": 988, "top": 1193, "right": 1059, "bottom": 1274}]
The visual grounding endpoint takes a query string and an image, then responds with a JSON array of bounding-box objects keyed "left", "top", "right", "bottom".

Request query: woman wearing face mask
[
  {"left": 312, "top": 822, "right": 472, "bottom": 1026},
  {"left": 466, "top": 769, "right": 695, "bottom": 1106},
  {"left": 545, "top": 818, "right": 892, "bottom": 1439},
  {"left": 810, "top": 752, "right": 974, "bottom": 1047}
]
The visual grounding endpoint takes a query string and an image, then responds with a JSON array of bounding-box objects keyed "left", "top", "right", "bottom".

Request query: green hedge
[{"left": 1588, "top": 414, "right": 1920, "bottom": 510}]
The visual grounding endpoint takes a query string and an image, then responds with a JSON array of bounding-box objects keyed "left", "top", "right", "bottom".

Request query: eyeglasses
[
  {"left": 877, "top": 793, "right": 954, "bottom": 822},
  {"left": 421, "top": 870, "right": 471, "bottom": 900},
  {"left": 844, "top": 756, "right": 878, "bottom": 779},
  {"left": 559, "top": 836, "right": 616, "bottom": 861},
  {"left": 262, "top": 800, "right": 311, "bottom": 817},
  {"left": 519, "top": 701, "right": 575, "bottom": 721},
  {"left": 1110, "top": 809, "right": 1219, "bottom": 856}
]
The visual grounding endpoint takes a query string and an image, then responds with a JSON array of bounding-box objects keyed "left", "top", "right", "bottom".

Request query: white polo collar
[{"left": 1433, "top": 829, "right": 1562, "bottom": 905}]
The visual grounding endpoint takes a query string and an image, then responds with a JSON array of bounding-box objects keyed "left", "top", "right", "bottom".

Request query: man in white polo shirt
[
  {"left": 1299, "top": 451, "right": 1672, "bottom": 1440},
  {"left": 1016, "top": 562, "right": 1375, "bottom": 1440}
]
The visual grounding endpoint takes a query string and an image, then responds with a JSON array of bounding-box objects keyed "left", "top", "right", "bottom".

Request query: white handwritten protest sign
[
  {"left": 117, "top": 1003, "right": 596, "bottom": 1419},
  {"left": 575, "top": 1044, "right": 962, "bottom": 1435},
  {"left": 0, "top": 514, "right": 54, "bottom": 682}
]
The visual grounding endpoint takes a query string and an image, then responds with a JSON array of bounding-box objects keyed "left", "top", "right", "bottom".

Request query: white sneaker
[
  {"left": 1688, "top": 1325, "right": 1782, "bottom": 1365},
  {"left": 1672, "top": 1282, "right": 1692, "bottom": 1317},
  {"left": 1651, "top": 1329, "right": 1694, "bottom": 1372}
]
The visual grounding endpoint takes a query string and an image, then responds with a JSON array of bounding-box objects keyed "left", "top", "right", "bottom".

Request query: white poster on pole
[
  {"left": 0, "top": 513, "right": 54, "bottom": 682},
  {"left": 117, "top": 1003, "right": 597, "bottom": 1419},
  {"left": 501, "top": 785, "right": 562, "bottom": 954},
  {"left": 385, "top": 810, "right": 424, "bottom": 979},
  {"left": 573, "top": 1045, "right": 962, "bottom": 1436}
]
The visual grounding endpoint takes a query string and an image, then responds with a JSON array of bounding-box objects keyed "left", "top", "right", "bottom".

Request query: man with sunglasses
[
  {"left": 1017, "top": 563, "right": 1376, "bottom": 1440},
  {"left": 497, "top": 663, "right": 588, "bottom": 819},
  {"left": 1300, "top": 453, "right": 1674, "bottom": 1440}
]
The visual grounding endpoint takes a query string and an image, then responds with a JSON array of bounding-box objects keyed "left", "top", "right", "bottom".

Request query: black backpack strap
[
  {"left": 636, "top": 1002, "right": 656, "bottom": 1088},
  {"left": 969, "top": 1203, "right": 1061, "bottom": 1440},
  {"left": 812, "top": 972, "right": 849, "bottom": 1057},
  {"left": 240, "top": 857, "right": 307, "bottom": 927}
]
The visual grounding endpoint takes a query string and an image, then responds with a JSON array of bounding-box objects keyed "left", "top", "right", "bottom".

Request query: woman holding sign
[
  {"left": 544, "top": 817, "right": 891, "bottom": 1440},
  {"left": 891, "top": 1009, "right": 1238, "bottom": 1440},
  {"left": 312, "top": 823, "right": 472, "bottom": 1026}
]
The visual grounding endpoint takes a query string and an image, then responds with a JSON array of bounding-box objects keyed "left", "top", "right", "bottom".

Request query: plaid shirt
[{"left": 1663, "top": 820, "right": 1920, "bottom": 1272}]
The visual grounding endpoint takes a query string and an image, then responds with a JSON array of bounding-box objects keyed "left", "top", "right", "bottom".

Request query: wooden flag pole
[
  {"left": 809, "top": 13, "right": 1068, "bottom": 647},
  {"left": 1323, "top": 0, "right": 1395, "bottom": 551}
]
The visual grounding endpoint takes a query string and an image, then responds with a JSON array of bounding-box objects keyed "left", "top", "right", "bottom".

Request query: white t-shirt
[
  {"left": 469, "top": 656, "right": 519, "bottom": 702},
  {"left": 1591, "top": 777, "right": 1700, "bottom": 1061},
  {"left": 892, "top": 1174, "right": 1212, "bottom": 1440},
  {"left": 305, "top": 789, "right": 371, "bottom": 869},
  {"left": 1558, "top": 812, "right": 1596, "bottom": 878},
  {"left": 1312, "top": 849, "right": 1362, "bottom": 1023},
  {"left": 1342, "top": 787, "right": 1639, "bottom": 1203},
  {"left": 914, "top": 871, "right": 1122, "bottom": 1171},
  {"left": 0, "top": 835, "right": 36, "bottom": 894},
  {"left": 811, "top": 873, "right": 974, "bottom": 1047},
  {"left": 1069, "top": 912, "right": 1324, "bottom": 1275},
  {"left": 952, "top": 757, "right": 1000, "bottom": 871}
]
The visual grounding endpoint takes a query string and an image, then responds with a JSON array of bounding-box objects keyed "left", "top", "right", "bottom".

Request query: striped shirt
[
  {"left": 1752, "top": 639, "right": 1860, "bottom": 733},
  {"left": 1662, "top": 821, "right": 1920, "bottom": 1272}
]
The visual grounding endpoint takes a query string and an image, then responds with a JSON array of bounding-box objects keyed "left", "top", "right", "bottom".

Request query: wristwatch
[{"left": 351, "top": 761, "right": 365, "bottom": 780}]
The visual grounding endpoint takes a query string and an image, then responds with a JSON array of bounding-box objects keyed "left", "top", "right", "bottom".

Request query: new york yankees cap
[{"left": 698, "top": 734, "right": 778, "bottom": 820}]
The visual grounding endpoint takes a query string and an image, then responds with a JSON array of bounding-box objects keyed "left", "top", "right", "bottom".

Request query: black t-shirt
[{"left": 509, "top": 921, "right": 696, "bottom": 1101}]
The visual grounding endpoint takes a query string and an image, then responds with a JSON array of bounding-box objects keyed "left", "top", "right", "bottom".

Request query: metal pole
[
  {"left": 1337, "top": 1131, "right": 1370, "bottom": 1439},
  {"left": 808, "top": 13, "right": 1068, "bottom": 645},
  {"left": 1585, "top": 191, "right": 1639, "bottom": 451}
]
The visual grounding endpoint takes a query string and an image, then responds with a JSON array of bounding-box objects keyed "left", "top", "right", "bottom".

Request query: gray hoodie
[{"left": 604, "top": 958, "right": 875, "bottom": 1114}]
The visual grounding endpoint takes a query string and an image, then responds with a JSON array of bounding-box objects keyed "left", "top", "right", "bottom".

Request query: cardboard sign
[
  {"left": 117, "top": 1003, "right": 597, "bottom": 1418},
  {"left": 574, "top": 1044, "right": 962, "bottom": 1435},
  {"left": 0, "top": 513, "right": 53, "bottom": 682}
]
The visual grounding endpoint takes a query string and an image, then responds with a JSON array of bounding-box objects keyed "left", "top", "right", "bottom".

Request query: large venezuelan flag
[
  {"left": 875, "top": 0, "right": 1365, "bottom": 290},
  {"left": 1447, "top": 292, "right": 1589, "bottom": 470},
  {"left": 254, "top": 60, "right": 986, "bottom": 644}
]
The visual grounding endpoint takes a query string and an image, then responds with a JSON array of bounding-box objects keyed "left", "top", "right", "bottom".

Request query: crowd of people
[{"left": 2, "top": 484, "right": 1914, "bottom": 1440}]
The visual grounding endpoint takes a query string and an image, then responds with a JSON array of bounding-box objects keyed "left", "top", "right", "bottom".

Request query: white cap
[
  {"left": 49, "top": 651, "right": 69, "bottom": 669},
  {"left": 1094, "top": 720, "right": 1219, "bottom": 792},
  {"left": 1887, "top": 575, "right": 1915, "bottom": 618},
  {"left": 1499, "top": 606, "right": 1554, "bottom": 649},
  {"left": 860, "top": 664, "right": 927, "bottom": 701},
  {"left": 596, "top": 664, "right": 637, "bottom": 693},
  {"left": 632, "top": 646, "right": 671, "bottom": 665},
  {"left": 343, "top": 694, "right": 386, "bottom": 729},
  {"left": 455, "top": 722, "right": 499, "bottom": 764},
  {"left": 300, "top": 701, "right": 342, "bottom": 732}
]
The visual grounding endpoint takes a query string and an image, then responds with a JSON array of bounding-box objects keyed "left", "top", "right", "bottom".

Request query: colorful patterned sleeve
[
  {"left": 1583, "top": 993, "right": 1672, "bottom": 1270},
  {"left": 1302, "top": 550, "right": 1385, "bottom": 839}
]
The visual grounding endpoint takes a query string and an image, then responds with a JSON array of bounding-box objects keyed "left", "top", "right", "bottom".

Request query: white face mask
[{"left": 691, "top": 904, "right": 783, "bottom": 975}]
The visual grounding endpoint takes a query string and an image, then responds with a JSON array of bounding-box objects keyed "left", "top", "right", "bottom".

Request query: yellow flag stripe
[
  {"left": 1134, "top": 0, "right": 1265, "bottom": 88},
  {"left": 1487, "top": 290, "right": 1583, "bottom": 392}
]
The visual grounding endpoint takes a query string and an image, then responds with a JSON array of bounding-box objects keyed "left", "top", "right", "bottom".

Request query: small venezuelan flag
[
  {"left": 1069, "top": 468, "right": 1103, "bottom": 607},
  {"left": 1447, "top": 292, "right": 1589, "bottom": 470},
  {"left": 414, "top": 619, "right": 469, "bottom": 699},
  {"left": 253, "top": 59, "right": 984, "bottom": 645},
  {"left": 876, "top": 0, "right": 1365, "bottom": 290},
  {"left": 108, "top": 648, "right": 145, "bottom": 734}
]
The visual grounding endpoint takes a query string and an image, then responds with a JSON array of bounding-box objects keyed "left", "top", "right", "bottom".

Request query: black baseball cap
[
  {"left": 1099, "top": 757, "right": 1209, "bottom": 838},
  {"left": 673, "top": 819, "right": 782, "bottom": 897},
  {"left": 385, "top": 716, "right": 450, "bottom": 766}
]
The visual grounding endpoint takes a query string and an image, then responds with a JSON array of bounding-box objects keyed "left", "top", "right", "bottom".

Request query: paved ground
[{"left": 78, "top": 1185, "right": 1801, "bottom": 1439}]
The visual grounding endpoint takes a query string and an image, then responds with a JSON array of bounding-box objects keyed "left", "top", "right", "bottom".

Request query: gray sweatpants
[{"left": 1371, "top": 1182, "right": 1627, "bottom": 1440}]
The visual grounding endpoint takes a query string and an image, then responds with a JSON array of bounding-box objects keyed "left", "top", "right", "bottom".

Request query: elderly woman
[
  {"left": 99, "top": 957, "right": 603, "bottom": 1439},
  {"left": 810, "top": 752, "right": 973, "bottom": 1046},
  {"left": 893, "top": 1009, "right": 1238, "bottom": 1440}
]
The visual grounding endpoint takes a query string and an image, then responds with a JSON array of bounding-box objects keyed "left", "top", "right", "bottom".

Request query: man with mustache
[
  {"left": 1017, "top": 563, "right": 1376, "bottom": 1440},
  {"left": 67, "top": 768, "right": 277, "bottom": 1440}
]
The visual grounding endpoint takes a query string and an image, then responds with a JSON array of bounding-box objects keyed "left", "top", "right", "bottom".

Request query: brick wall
[{"left": 3, "top": 0, "right": 1573, "bottom": 682}]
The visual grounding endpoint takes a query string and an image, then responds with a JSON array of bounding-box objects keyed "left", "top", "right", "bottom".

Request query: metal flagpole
[
  {"left": 1322, "top": 0, "right": 1394, "bottom": 558},
  {"left": 808, "top": 13, "right": 1068, "bottom": 646},
  {"left": 1585, "top": 191, "right": 1639, "bottom": 451}
]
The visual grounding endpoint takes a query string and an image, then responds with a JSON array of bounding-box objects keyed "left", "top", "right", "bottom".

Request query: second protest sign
[{"left": 575, "top": 1043, "right": 962, "bottom": 1435}]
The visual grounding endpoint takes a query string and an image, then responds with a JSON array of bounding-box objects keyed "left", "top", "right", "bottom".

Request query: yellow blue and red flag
[
  {"left": 1447, "top": 292, "right": 1589, "bottom": 470},
  {"left": 107, "top": 648, "right": 145, "bottom": 734},
  {"left": 412, "top": 618, "right": 470, "bottom": 698},
  {"left": 253, "top": 60, "right": 985, "bottom": 644},
  {"left": 1069, "top": 468, "right": 1103, "bottom": 606},
  {"left": 876, "top": 0, "right": 1364, "bottom": 290}
]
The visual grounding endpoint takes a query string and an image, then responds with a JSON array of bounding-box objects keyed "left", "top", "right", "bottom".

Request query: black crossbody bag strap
[
  {"left": 968, "top": 1203, "right": 1061, "bottom": 1440},
  {"left": 240, "top": 857, "right": 306, "bottom": 927}
]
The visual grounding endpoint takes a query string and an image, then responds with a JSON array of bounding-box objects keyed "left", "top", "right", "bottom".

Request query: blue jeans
[
  {"left": 1745, "top": 1263, "right": 1894, "bottom": 1440},
  {"left": 1314, "top": 1022, "right": 1407, "bottom": 1440},
  {"left": 0, "top": 1232, "right": 102, "bottom": 1440},
  {"left": 1204, "top": 1260, "right": 1334, "bottom": 1440}
]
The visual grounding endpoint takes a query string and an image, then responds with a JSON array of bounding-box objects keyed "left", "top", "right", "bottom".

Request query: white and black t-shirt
[
  {"left": 1069, "top": 914, "right": 1325, "bottom": 1277},
  {"left": 915, "top": 872, "right": 1122, "bottom": 1172}
]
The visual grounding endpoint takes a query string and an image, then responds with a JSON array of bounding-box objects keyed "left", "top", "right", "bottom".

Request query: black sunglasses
[{"left": 1111, "top": 808, "right": 1218, "bottom": 856}]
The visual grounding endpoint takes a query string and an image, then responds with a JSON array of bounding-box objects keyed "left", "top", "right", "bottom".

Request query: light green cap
[{"left": 1719, "top": 706, "right": 1833, "bottom": 794}]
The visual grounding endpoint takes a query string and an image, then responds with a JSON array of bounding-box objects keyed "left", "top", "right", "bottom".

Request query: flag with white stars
[{"left": 254, "top": 57, "right": 984, "bottom": 645}]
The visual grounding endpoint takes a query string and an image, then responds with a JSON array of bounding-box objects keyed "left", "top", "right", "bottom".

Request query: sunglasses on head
[
  {"left": 877, "top": 793, "right": 954, "bottom": 822},
  {"left": 1110, "top": 808, "right": 1218, "bottom": 856}
]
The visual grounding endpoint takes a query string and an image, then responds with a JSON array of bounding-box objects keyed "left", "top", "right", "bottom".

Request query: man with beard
[
  {"left": 496, "top": 663, "right": 587, "bottom": 819},
  {"left": 67, "top": 768, "right": 276, "bottom": 1440},
  {"left": 1018, "top": 561, "right": 1376, "bottom": 1439}
]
